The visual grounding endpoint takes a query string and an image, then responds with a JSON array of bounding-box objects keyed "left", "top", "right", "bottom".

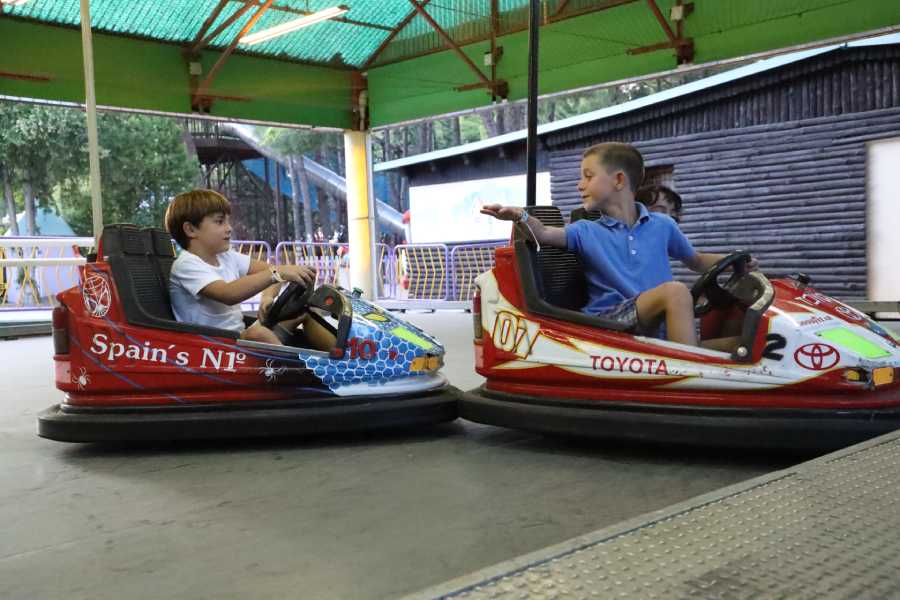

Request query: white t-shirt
[{"left": 169, "top": 249, "right": 252, "bottom": 332}]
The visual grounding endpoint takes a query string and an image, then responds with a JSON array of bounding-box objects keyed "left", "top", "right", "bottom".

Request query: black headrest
[
  {"left": 101, "top": 224, "right": 148, "bottom": 257},
  {"left": 526, "top": 205, "right": 565, "bottom": 227},
  {"left": 144, "top": 227, "right": 175, "bottom": 258}
]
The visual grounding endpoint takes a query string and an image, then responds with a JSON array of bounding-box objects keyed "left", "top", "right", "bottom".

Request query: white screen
[{"left": 408, "top": 172, "right": 552, "bottom": 243}]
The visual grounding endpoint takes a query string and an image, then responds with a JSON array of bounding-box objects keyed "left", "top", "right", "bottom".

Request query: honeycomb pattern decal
[{"left": 303, "top": 327, "right": 429, "bottom": 390}]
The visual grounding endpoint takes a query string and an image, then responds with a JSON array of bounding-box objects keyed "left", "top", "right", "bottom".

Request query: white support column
[
  {"left": 343, "top": 130, "right": 378, "bottom": 299},
  {"left": 80, "top": 0, "right": 104, "bottom": 243}
]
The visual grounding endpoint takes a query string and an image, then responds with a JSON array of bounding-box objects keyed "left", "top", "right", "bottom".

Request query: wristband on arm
[{"left": 270, "top": 267, "right": 285, "bottom": 285}]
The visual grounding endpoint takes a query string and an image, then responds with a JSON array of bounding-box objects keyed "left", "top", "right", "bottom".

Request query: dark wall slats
[{"left": 550, "top": 102, "right": 900, "bottom": 297}]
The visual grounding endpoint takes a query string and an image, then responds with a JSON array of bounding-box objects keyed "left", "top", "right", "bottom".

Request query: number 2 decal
[{"left": 762, "top": 333, "right": 786, "bottom": 361}]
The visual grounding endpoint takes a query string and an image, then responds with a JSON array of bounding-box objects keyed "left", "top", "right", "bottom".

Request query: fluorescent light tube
[{"left": 240, "top": 5, "right": 348, "bottom": 45}]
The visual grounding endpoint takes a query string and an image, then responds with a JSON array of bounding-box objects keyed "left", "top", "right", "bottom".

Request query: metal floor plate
[{"left": 409, "top": 431, "right": 900, "bottom": 600}]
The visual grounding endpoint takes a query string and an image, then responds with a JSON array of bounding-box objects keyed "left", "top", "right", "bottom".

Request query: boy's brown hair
[
  {"left": 582, "top": 142, "right": 644, "bottom": 192},
  {"left": 165, "top": 189, "right": 231, "bottom": 248}
]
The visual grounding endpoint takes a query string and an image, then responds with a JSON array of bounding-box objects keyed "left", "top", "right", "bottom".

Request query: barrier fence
[{"left": 1, "top": 236, "right": 507, "bottom": 311}]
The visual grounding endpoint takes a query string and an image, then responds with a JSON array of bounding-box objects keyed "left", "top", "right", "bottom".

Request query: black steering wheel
[
  {"left": 690, "top": 252, "right": 752, "bottom": 316},
  {"left": 263, "top": 282, "right": 314, "bottom": 328}
]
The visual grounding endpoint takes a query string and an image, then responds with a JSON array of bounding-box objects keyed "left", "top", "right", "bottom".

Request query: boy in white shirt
[{"left": 165, "top": 189, "right": 316, "bottom": 345}]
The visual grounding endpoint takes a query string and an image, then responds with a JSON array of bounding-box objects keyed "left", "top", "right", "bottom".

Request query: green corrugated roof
[
  {"left": 3, "top": 0, "right": 551, "bottom": 68},
  {"left": 1, "top": 0, "right": 898, "bottom": 127}
]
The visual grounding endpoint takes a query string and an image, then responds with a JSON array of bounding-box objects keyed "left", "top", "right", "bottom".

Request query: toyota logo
[{"left": 793, "top": 343, "right": 840, "bottom": 371}]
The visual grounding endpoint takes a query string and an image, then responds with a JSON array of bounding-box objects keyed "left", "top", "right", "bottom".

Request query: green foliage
[{"left": 0, "top": 102, "right": 200, "bottom": 236}]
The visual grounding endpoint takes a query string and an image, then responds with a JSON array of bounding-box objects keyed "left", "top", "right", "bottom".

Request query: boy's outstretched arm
[
  {"left": 200, "top": 261, "right": 316, "bottom": 307},
  {"left": 481, "top": 204, "right": 567, "bottom": 248}
]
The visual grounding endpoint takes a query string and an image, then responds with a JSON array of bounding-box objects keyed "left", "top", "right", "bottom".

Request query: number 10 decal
[{"left": 491, "top": 311, "right": 540, "bottom": 359}]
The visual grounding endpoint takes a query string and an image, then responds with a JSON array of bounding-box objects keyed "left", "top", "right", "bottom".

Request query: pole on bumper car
[
  {"left": 80, "top": 0, "right": 104, "bottom": 242},
  {"left": 525, "top": 0, "right": 540, "bottom": 208}
]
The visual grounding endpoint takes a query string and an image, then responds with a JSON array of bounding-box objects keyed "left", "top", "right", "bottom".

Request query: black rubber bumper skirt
[
  {"left": 38, "top": 386, "right": 460, "bottom": 443},
  {"left": 461, "top": 385, "right": 900, "bottom": 450}
]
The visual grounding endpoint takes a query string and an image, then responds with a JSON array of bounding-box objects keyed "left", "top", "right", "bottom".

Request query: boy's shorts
[
  {"left": 596, "top": 297, "right": 639, "bottom": 330},
  {"left": 596, "top": 297, "right": 667, "bottom": 339}
]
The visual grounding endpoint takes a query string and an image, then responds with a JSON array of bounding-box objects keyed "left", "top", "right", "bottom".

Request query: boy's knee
[
  {"left": 663, "top": 281, "right": 692, "bottom": 306},
  {"left": 662, "top": 280, "right": 690, "bottom": 296}
]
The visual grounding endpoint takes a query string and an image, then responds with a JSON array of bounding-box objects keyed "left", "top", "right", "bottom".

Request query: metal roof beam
[
  {"left": 627, "top": 0, "right": 694, "bottom": 63},
  {"left": 407, "top": 0, "right": 505, "bottom": 97},
  {"left": 193, "top": 0, "right": 275, "bottom": 111},
  {"left": 190, "top": 0, "right": 231, "bottom": 52},
  {"left": 193, "top": 2, "right": 256, "bottom": 52},
  {"left": 361, "top": 0, "right": 431, "bottom": 71},
  {"left": 234, "top": 1, "right": 393, "bottom": 32}
]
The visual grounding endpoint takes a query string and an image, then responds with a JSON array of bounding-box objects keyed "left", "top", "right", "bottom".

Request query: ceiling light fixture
[{"left": 240, "top": 5, "right": 349, "bottom": 46}]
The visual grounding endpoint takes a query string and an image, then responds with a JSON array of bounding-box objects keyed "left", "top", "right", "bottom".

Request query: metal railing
[
  {"left": 0, "top": 237, "right": 94, "bottom": 310},
  {"left": 448, "top": 241, "right": 508, "bottom": 301},
  {"left": 1, "top": 236, "right": 507, "bottom": 311}
]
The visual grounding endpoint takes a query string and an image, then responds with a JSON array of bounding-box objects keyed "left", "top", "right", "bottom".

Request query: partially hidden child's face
[
  {"left": 648, "top": 197, "right": 680, "bottom": 222},
  {"left": 187, "top": 212, "right": 232, "bottom": 254},
  {"left": 577, "top": 155, "right": 622, "bottom": 210}
]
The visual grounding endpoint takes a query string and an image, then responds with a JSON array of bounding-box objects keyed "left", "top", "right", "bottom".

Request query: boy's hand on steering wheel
[
  {"left": 277, "top": 264, "right": 317, "bottom": 287},
  {"left": 481, "top": 204, "right": 524, "bottom": 222},
  {"left": 258, "top": 296, "right": 274, "bottom": 322}
]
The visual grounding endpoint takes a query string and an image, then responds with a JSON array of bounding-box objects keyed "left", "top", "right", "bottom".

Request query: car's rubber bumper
[
  {"left": 38, "top": 386, "right": 460, "bottom": 443},
  {"left": 461, "top": 385, "right": 900, "bottom": 450}
]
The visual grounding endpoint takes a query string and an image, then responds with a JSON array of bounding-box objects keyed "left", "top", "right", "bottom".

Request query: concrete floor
[{"left": 0, "top": 312, "right": 802, "bottom": 600}]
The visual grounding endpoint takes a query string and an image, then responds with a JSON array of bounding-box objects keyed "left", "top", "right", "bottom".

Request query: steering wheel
[
  {"left": 263, "top": 282, "right": 314, "bottom": 328},
  {"left": 690, "top": 252, "right": 752, "bottom": 316}
]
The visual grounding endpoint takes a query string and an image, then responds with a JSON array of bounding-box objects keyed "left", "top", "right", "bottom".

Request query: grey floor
[{"left": 0, "top": 312, "right": 803, "bottom": 600}]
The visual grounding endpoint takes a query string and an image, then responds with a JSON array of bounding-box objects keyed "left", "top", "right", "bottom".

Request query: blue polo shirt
[{"left": 565, "top": 203, "right": 695, "bottom": 315}]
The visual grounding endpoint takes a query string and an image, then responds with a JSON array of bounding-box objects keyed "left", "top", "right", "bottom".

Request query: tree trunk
[
  {"left": 388, "top": 172, "right": 401, "bottom": 210},
  {"left": 23, "top": 171, "right": 36, "bottom": 236},
  {"left": 320, "top": 192, "right": 333, "bottom": 240},
  {"left": 450, "top": 116, "right": 461, "bottom": 146},
  {"left": 273, "top": 161, "right": 284, "bottom": 243},
  {"left": 288, "top": 157, "right": 304, "bottom": 242},
  {"left": 399, "top": 176, "right": 409, "bottom": 212},
  {"left": 480, "top": 109, "right": 499, "bottom": 137},
  {"left": 2, "top": 166, "right": 19, "bottom": 236},
  {"left": 297, "top": 156, "right": 315, "bottom": 243}
]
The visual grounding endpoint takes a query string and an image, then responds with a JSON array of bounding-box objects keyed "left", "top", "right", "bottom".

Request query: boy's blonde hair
[
  {"left": 582, "top": 142, "right": 644, "bottom": 192},
  {"left": 165, "top": 189, "right": 231, "bottom": 248}
]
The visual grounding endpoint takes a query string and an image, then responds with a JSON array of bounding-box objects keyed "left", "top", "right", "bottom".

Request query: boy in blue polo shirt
[{"left": 481, "top": 142, "right": 726, "bottom": 347}]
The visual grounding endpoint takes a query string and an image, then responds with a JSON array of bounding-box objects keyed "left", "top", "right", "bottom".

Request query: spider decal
[
  {"left": 71, "top": 367, "right": 91, "bottom": 390},
  {"left": 258, "top": 359, "right": 287, "bottom": 383}
]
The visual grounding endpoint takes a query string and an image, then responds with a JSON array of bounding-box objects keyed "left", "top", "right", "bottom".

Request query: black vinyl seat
[
  {"left": 100, "top": 224, "right": 238, "bottom": 339},
  {"left": 514, "top": 206, "right": 631, "bottom": 332}
]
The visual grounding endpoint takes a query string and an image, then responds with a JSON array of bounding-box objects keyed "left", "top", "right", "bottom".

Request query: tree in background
[{"left": 0, "top": 102, "right": 200, "bottom": 237}]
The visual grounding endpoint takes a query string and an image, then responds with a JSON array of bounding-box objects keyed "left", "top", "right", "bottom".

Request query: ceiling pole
[
  {"left": 525, "top": 0, "right": 540, "bottom": 208},
  {"left": 79, "top": 0, "right": 104, "bottom": 242},
  {"left": 490, "top": 0, "right": 499, "bottom": 102},
  {"left": 193, "top": 0, "right": 274, "bottom": 110}
]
